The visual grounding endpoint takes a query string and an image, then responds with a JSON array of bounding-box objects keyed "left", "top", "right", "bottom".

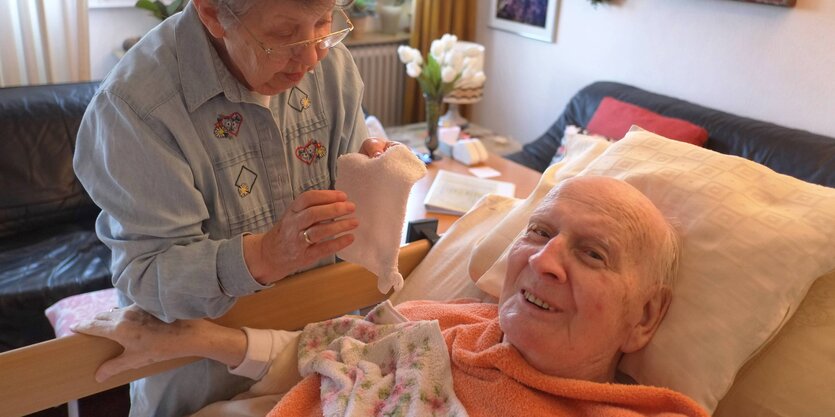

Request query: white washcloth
[{"left": 335, "top": 145, "right": 427, "bottom": 293}]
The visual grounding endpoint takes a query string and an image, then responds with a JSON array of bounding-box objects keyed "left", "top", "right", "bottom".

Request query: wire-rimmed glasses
[{"left": 225, "top": 6, "right": 354, "bottom": 62}]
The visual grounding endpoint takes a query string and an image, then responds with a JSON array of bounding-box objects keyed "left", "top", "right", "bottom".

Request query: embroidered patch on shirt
[
  {"left": 235, "top": 165, "right": 257, "bottom": 197},
  {"left": 214, "top": 112, "right": 243, "bottom": 139},
  {"left": 288, "top": 86, "right": 311, "bottom": 113},
  {"left": 295, "top": 140, "right": 327, "bottom": 165}
]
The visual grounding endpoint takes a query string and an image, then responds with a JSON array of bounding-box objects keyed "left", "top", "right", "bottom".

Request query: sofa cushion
[
  {"left": 0, "top": 82, "right": 100, "bottom": 239},
  {"left": 0, "top": 229, "right": 111, "bottom": 351},
  {"left": 507, "top": 82, "right": 835, "bottom": 188},
  {"left": 586, "top": 97, "right": 708, "bottom": 146}
]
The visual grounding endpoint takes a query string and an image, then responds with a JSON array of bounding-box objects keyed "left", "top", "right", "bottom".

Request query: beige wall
[
  {"left": 89, "top": 6, "right": 158, "bottom": 81},
  {"left": 472, "top": 0, "right": 835, "bottom": 143}
]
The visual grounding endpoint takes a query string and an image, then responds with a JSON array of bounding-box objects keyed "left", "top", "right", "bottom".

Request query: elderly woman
[
  {"left": 73, "top": 0, "right": 394, "bottom": 414},
  {"left": 75, "top": 177, "right": 708, "bottom": 417}
]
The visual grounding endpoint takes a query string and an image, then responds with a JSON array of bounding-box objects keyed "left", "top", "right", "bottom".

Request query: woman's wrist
[
  {"left": 190, "top": 320, "right": 248, "bottom": 368},
  {"left": 243, "top": 233, "right": 286, "bottom": 285}
]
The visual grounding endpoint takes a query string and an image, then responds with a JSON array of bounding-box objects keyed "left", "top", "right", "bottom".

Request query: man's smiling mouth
[{"left": 523, "top": 289, "right": 555, "bottom": 311}]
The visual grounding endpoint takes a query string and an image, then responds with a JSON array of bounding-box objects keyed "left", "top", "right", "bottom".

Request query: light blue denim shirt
[{"left": 73, "top": 3, "right": 366, "bottom": 416}]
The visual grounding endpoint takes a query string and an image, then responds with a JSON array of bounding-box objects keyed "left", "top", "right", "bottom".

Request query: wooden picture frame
[{"left": 488, "top": 0, "right": 560, "bottom": 43}]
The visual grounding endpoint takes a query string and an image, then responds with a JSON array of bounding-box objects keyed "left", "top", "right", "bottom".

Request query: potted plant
[
  {"left": 124, "top": 0, "right": 186, "bottom": 51},
  {"left": 135, "top": 0, "right": 186, "bottom": 20},
  {"left": 378, "top": 0, "right": 405, "bottom": 35},
  {"left": 348, "top": 0, "right": 374, "bottom": 37}
]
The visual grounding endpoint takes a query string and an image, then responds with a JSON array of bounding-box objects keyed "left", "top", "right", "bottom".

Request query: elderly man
[{"left": 74, "top": 176, "right": 705, "bottom": 417}]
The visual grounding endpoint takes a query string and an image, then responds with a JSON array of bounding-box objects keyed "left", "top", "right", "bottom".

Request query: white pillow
[{"left": 473, "top": 127, "right": 835, "bottom": 412}]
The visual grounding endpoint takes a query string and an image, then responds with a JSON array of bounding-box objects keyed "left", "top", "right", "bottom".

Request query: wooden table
[{"left": 405, "top": 154, "right": 542, "bottom": 234}]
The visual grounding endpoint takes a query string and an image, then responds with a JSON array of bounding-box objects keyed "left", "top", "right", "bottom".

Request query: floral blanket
[{"left": 297, "top": 301, "right": 468, "bottom": 417}]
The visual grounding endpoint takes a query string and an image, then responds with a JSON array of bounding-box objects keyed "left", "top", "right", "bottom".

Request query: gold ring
[{"left": 303, "top": 229, "right": 314, "bottom": 245}]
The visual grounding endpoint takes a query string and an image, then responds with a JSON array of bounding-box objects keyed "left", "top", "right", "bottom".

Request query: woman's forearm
[{"left": 189, "top": 321, "right": 248, "bottom": 368}]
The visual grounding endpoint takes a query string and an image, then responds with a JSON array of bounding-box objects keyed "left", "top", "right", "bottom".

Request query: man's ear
[
  {"left": 621, "top": 287, "right": 671, "bottom": 354},
  {"left": 192, "top": 0, "right": 225, "bottom": 39}
]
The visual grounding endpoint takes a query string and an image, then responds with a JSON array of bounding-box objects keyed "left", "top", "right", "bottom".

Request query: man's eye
[
  {"left": 525, "top": 224, "right": 550, "bottom": 239},
  {"left": 583, "top": 249, "right": 606, "bottom": 263}
]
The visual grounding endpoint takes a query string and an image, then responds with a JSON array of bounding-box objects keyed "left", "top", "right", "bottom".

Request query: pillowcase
[
  {"left": 713, "top": 268, "right": 835, "bottom": 417},
  {"left": 549, "top": 125, "right": 609, "bottom": 166},
  {"left": 472, "top": 128, "right": 835, "bottom": 412},
  {"left": 587, "top": 97, "right": 709, "bottom": 146}
]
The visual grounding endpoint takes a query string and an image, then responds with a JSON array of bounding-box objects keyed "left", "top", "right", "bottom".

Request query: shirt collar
[{"left": 175, "top": 2, "right": 264, "bottom": 112}]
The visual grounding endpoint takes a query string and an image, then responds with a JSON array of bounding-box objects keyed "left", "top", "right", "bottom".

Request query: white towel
[{"left": 335, "top": 145, "right": 427, "bottom": 293}]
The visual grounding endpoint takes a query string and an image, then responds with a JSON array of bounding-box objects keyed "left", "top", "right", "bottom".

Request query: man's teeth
[{"left": 523, "top": 289, "right": 551, "bottom": 311}]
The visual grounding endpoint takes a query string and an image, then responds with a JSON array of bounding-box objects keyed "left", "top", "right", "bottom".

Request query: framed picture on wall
[{"left": 488, "top": 0, "right": 560, "bottom": 43}]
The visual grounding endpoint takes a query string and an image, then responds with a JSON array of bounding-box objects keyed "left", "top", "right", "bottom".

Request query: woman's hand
[
  {"left": 360, "top": 137, "right": 401, "bottom": 158},
  {"left": 71, "top": 305, "right": 246, "bottom": 382},
  {"left": 244, "top": 190, "right": 359, "bottom": 285}
]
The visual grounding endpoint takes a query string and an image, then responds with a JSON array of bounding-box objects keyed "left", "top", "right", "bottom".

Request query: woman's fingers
[
  {"left": 304, "top": 233, "right": 355, "bottom": 259},
  {"left": 302, "top": 218, "right": 359, "bottom": 245},
  {"left": 360, "top": 137, "right": 387, "bottom": 157},
  {"left": 360, "top": 138, "right": 402, "bottom": 158},
  {"left": 289, "top": 190, "right": 348, "bottom": 214},
  {"left": 296, "top": 201, "right": 356, "bottom": 229}
]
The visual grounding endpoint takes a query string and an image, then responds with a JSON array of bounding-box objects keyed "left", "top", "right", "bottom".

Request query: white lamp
[{"left": 439, "top": 41, "right": 486, "bottom": 128}]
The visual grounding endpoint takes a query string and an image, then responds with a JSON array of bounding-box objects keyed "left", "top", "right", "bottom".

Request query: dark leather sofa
[
  {"left": 0, "top": 81, "right": 112, "bottom": 353},
  {"left": 507, "top": 81, "right": 835, "bottom": 188}
]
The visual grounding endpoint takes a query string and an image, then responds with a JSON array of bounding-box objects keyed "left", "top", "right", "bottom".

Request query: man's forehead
[{"left": 534, "top": 182, "right": 653, "bottom": 250}]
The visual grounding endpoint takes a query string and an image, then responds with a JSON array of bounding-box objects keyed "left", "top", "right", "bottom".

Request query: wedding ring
[{"left": 302, "top": 229, "right": 314, "bottom": 245}]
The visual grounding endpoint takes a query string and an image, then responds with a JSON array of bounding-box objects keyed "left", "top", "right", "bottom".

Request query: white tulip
[
  {"left": 397, "top": 46, "right": 422, "bottom": 65},
  {"left": 461, "top": 67, "right": 475, "bottom": 81},
  {"left": 463, "top": 45, "right": 482, "bottom": 58},
  {"left": 440, "top": 34, "right": 458, "bottom": 51},
  {"left": 406, "top": 62, "right": 422, "bottom": 78},
  {"left": 463, "top": 56, "right": 483, "bottom": 73},
  {"left": 445, "top": 50, "right": 464, "bottom": 74},
  {"left": 441, "top": 66, "right": 456, "bottom": 83},
  {"left": 430, "top": 40, "right": 445, "bottom": 62},
  {"left": 397, "top": 45, "right": 411, "bottom": 63}
]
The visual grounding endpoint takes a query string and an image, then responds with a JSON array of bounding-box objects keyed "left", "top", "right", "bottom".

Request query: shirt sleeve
[
  {"left": 73, "top": 91, "right": 270, "bottom": 322},
  {"left": 229, "top": 328, "right": 301, "bottom": 380}
]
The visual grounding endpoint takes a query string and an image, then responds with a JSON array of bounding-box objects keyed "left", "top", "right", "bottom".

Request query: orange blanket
[{"left": 267, "top": 301, "right": 709, "bottom": 417}]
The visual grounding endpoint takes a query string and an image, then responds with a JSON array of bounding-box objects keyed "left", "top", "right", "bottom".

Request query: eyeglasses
[{"left": 225, "top": 6, "right": 353, "bottom": 62}]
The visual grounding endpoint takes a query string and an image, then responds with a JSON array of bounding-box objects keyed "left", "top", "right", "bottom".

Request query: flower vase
[{"left": 423, "top": 93, "right": 444, "bottom": 161}]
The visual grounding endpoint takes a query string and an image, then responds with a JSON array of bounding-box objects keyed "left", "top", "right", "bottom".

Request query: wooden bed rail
[{"left": 0, "top": 239, "right": 431, "bottom": 417}]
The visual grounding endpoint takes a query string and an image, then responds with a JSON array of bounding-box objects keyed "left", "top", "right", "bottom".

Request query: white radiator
[{"left": 348, "top": 41, "right": 407, "bottom": 127}]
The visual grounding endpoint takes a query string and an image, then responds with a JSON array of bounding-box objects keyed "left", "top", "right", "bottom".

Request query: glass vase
[{"left": 423, "top": 92, "right": 443, "bottom": 161}]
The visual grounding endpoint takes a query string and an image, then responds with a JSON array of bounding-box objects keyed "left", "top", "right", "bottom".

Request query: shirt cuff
[
  {"left": 217, "top": 234, "right": 272, "bottom": 297},
  {"left": 229, "top": 327, "right": 273, "bottom": 380}
]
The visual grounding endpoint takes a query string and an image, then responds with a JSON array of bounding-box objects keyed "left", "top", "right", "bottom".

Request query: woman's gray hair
[{"left": 210, "top": 0, "right": 353, "bottom": 28}]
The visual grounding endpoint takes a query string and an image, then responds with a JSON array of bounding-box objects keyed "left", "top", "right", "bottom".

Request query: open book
[{"left": 423, "top": 170, "right": 516, "bottom": 215}]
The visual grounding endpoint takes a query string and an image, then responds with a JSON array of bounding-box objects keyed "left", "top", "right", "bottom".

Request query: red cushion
[{"left": 586, "top": 97, "right": 709, "bottom": 146}]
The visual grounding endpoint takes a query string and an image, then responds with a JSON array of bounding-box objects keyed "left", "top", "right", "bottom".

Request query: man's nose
[{"left": 528, "top": 237, "right": 568, "bottom": 284}]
